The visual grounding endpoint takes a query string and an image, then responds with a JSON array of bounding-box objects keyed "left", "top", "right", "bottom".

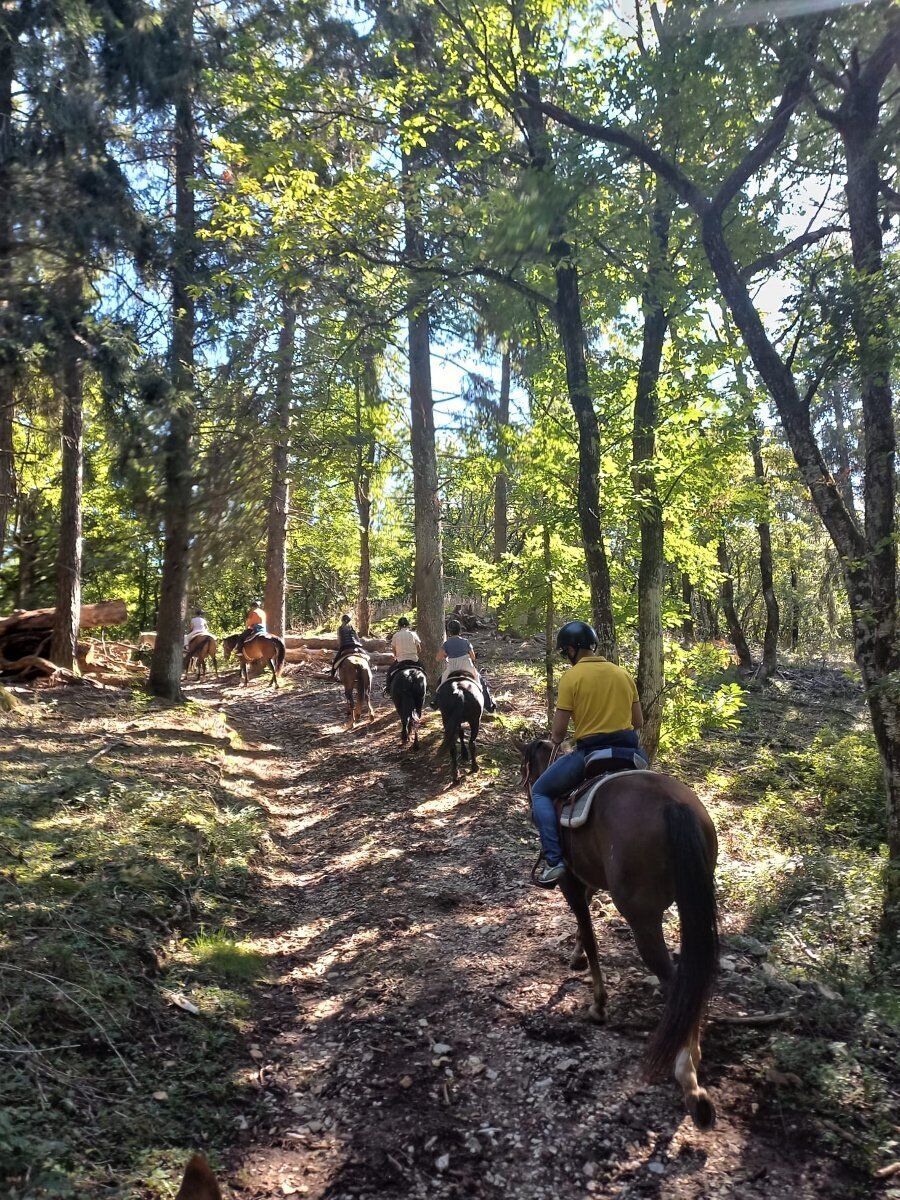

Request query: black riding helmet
[
  {"left": 446, "top": 618, "right": 462, "bottom": 636},
  {"left": 555, "top": 620, "right": 599, "bottom": 654}
]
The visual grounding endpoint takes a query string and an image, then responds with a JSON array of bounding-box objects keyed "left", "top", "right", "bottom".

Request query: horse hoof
[
  {"left": 587, "top": 1003, "right": 607, "bottom": 1024},
  {"left": 686, "top": 1092, "right": 716, "bottom": 1131},
  {"left": 569, "top": 953, "right": 588, "bottom": 971}
]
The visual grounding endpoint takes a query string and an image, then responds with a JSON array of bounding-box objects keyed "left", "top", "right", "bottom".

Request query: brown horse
[
  {"left": 520, "top": 739, "right": 719, "bottom": 1129},
  {"left": 176, "top": 1154, "right": 220, "bottom": 1199},
  {"left": 337, "top": 653, "right": 374, "bottom": 727},
  {"left": 222, "top": 632, "right": 286, "bottom": 687},
  {"left": 183, "top": 633, "right": 218, "bottom": 681}
]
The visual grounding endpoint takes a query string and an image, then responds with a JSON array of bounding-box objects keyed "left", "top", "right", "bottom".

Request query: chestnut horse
[
  {"left": 338, "top": 653, "right": 374, "bottom": 728},
  {"left": 222, "top": 632, "right": 286, "bottom": 687},
  {"left": 520, "top": 738, "right": 719, "bottom": 1129},
  {"left": 183, "top": 633, "right": 218, "bottom": 681}
]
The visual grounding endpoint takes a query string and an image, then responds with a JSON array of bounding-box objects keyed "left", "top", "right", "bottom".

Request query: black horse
[
  {"left": 388, "top": 664, "right": 427, "bottom": 748},
  {"left": 435, "top": 675, "right": 483, "bottom": 784}
]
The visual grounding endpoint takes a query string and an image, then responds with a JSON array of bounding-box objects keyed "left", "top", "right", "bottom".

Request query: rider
[
  {"left": 436, "top": 619, "right": 496, "bottom": 712},
  {"left": 184, "top": 608, "right": 209, "bottom": 652},
  {"left": 235, "top": 600, "right": 267, "bottom": 652},
  {"left": 384, "top": 616, "right": 422, "bottom": 693},
  {"left": 530, "top": 620, "right": 643, "bottom": 888},
  {"left": 331, "top": 614, "right": 366, "bottom": 676}
]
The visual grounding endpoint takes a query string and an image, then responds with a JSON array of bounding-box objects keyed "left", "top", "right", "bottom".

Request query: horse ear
[{"left": 176, "top": 1155, "right": 222, "bottom": 1200}]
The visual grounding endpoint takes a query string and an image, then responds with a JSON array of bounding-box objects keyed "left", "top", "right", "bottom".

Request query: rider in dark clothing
[
  {"left": 436, "top": 619, "right": 496, "bottom": 712},
  {"left": 331, "top": 614, "right": 366, "bottom": 675}
]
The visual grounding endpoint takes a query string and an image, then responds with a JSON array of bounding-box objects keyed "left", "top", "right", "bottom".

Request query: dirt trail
[{"left": 202, "top": 666, "right": 867, "bottom": 1200}]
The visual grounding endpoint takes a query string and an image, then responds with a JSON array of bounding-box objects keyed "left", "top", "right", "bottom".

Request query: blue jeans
[{"left": 530, "top": 731, "right": 641, "bottom": 866}]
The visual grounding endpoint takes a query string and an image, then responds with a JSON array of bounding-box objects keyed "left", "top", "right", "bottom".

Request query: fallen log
[
  {"left": 283, "top": 647, "right": 394, "bottom": 668},
  {"left": 0, "top": 599, "right": 127, "bottom": 635},
  {"left": 0, "top": 601, "right": 128, "bottom": 664},
  {"left": 284, "top": 634, "right": 389, "bottom": 653}
]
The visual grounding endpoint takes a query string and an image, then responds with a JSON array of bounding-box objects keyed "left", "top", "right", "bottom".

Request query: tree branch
[{"left": 740, "top": 223, "right": 844, "bottom": 280}]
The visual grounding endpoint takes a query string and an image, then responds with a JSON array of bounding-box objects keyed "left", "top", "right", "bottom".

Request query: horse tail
[
  {"left": 645, "top": 801, "right": 719, "bottom": 1079},
  {"left": 273, "top": 637, "right": 286, "bottom": 674},
  {"left": 440, "top": 683, "right": 465, "bottom": 752}
]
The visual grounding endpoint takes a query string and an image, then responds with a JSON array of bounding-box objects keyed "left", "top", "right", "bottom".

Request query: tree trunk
[
  {"left": 750, "top": 426, "right": 780, "bottom": 679},
  {"left": 515, "top": 18, "right": 617, "bottom": 659},
  {"left": 493, "top": 346, "right": 511, "bottom": 562},
  {"left": 632, "top": 207, "right": 670, "bottom": 760},
  {"left": 354, "top": 353, "right": 377, "bottom": 637},
  {"left": 543, "top": 520, "right": 554, "bottom": 724},
  {"left": 717, "top": 538, "right": 752, "bottom": 669},
  {"left": 16, "top": 491, "right": 38, "bottom": 608},
  {"left": 149, "top": 2, "right": 196, "bottom": 702},
  {"left": 681, "top": 573, "right": 694, "bottom": 646},
  {"left": 49, "top": 315, "right": 84, "bottom": 670},
  {"left": 553, "top": 258, "right": 617, "bottom": 660},
  {"left": 402, "top": 147, "right": 444, "bottom": 679},
  {"left": 790, "top": 565, "right": 800, "bottom": 650},
  {"left": 263, "top": 295, "right": 295, "bottom": 638},
  {"left": 0, "top": 34, "right": 16, "bottom": 568}
]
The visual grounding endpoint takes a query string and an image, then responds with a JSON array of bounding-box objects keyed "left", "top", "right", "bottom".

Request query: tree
[
  {"left": 263, "top": 295, "right": 295, "bottom": 639},
  {"left": 149, "top": 0, "right": 199, "bottom": 701},
  {"left": 529, "top": 7, "right": 900, "bottom": 940}
]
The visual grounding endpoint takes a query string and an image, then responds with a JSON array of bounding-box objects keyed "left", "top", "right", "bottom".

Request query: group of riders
[{"left": 186, "top": 604, "right": 646, "bottom": 894}]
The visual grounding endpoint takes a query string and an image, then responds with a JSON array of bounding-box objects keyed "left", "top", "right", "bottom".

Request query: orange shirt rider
[{"left": 245, "top": 604, "right": 267, "bottom": 632}]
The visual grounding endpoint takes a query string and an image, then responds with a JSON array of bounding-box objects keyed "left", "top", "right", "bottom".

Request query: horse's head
[
  {"left": 222, "top": 635, "right": 238, "bottom": 662},
  {"left": 516, "top": 737, "right": 555, "bottom": 800}
]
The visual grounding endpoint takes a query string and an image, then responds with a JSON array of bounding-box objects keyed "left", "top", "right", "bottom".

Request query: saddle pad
[{"left": 560, "top": 770, "right": 658, "bottom": 829}]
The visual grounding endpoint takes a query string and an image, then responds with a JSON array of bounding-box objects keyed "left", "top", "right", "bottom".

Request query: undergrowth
[
  {"left": 0, "top": 695, "right": 266, "bottom": 1199},
  {"left": 667, "top": 664, "right": 898, "bottom": 1178}
]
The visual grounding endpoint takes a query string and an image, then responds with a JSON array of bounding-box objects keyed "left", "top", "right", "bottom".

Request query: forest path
[{"left": 197, "top": 663, "right": 864, "bottom": 1200}]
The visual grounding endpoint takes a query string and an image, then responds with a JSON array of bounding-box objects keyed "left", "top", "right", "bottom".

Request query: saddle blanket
[{"left": 560, "top": 769, "right": 658, "bottom": 829}]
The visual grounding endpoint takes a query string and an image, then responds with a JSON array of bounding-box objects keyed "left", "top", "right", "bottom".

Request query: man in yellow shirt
[{"left": 532, "top": 620, "right": 644, "bottom": 887}]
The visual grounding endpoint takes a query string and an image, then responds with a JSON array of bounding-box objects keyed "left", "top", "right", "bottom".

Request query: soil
[{"left": 179, "top": 641, "right": 878, "bottom": 1200}]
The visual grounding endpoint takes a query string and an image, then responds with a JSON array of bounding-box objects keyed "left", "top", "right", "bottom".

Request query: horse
[
  {"left": 435, "top": 674, "right": 483, "bottom": 784},
  {"left": 388, "top": 664, "right": 427, "bottom": 748},
  {"left": 183, "top": 633, "right": 218, "bottom": 681},
  {"left": 177, "top": 1154, "right": 220, "bottom": 1199},
  {"left": 520, "top": 738, "right": 719, "bottom": 1129},
  {"left": 337, "top": 652, "right": 374, "bottom": 728},
  {"left": 222, "top": 632, "right": 286, "bottom": 687}
]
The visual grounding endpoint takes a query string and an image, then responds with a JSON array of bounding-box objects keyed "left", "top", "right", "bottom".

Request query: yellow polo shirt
[{"left": 556, "top": 655, "right": 638, "bottom": 741}]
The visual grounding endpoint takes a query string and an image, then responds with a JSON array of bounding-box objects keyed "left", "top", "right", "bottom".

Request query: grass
[{"left": 0, "top": 693, "right": 266, "bottom": 1199}]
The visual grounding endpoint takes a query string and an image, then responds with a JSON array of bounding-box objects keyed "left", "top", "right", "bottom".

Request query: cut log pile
[
  {"left": 0, "top": 601, "right": 136, "bottom": 686},
  {"left": 283, "top": 633, "right": 393, "bottom": 669}
]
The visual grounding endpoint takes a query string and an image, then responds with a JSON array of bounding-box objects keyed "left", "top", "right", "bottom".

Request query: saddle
[
  {"left": 334, "top": 644, "right": 367, "bottom": 668},
  {"left": 557, "top": 746, "right": 653, "bottom": 830}
]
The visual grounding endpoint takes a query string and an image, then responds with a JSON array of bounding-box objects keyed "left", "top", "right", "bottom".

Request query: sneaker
[{"left": 535, "top": 862, "right": 567, "bottom": 888}]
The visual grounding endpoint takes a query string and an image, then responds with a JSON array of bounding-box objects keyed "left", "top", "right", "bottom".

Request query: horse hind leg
[{"left": 559, "top": 875, "right": 607, "bottom": 1021}]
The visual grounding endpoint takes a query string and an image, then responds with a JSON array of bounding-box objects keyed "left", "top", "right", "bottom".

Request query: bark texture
[
  {"left": 403, "top": 145, "right": 444, "bottom": 678},
  {"left": 717, "top": 538, "right": 753, "bottom": 669},
  {"left": 493, "top": 347, "right": 511, "bottom": 563},
  {"left": 49, "top": 318, "right": 84, "bottom": 669},
  {"left": 515, "top": 17, "right": 617, "bottom": 658},
  {"left": 263, "top": 296, "right": 295, "bottom": 638},
  {"left": 149, "top": 3, "right": 196, "bottom": 702},
  {"left": 750, "top": 426, "right": 779, "bottom": 679},
  {"left": 354, "top": 353, "right": 377, "bottom": 637}
]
